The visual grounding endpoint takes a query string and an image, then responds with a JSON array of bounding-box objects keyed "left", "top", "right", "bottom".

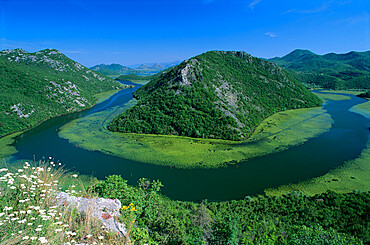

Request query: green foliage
[
  {"left": 109, "top": 51, "right": 322, "bottom": 141},
  {"left": 287, "top": 225, "right": 363, "bottom": 244},
  {"left": 270, "top": 49, "right": 370, "bottom": 90},
  {"left": 0, "top": 48, "right": 123, "bottom": 137},
  {"left": 94, "top": 175, "right": 369, "bottom": 244}
]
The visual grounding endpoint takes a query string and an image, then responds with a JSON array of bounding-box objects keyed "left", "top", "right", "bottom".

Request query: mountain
[
  {"left": 0, "top": 48, "right": 125, "bottom": 137},
  {"left": 270, "top": 50, "right": 370, "bottom": 89},
  {"left": 137, "top": 64, "right": 149, "bottom": 70},
  {"left": 150, "top": 63, "right": 166, "bottom": 70},
  {"left": 90, "top": 64, "right": 136, "bottom": 76},
  {"left": 91, "top": 62, "right": 169, "bottom": 77},
  {"left": 108, "top": 51, "right": 322, "bottom": 141}
]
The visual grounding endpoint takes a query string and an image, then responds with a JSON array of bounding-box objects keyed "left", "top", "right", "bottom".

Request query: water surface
[{"left": 9, "top": 86, "right": 370, "bottom": 201}]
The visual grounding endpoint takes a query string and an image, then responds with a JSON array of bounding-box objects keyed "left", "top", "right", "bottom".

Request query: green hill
[
  {"left": 108, "top": 51, "right": 322, "bottom": 141},
  {"left": 270, "top": 49, "right": 370, "bottom": 90},
  {"left": 0, "top": 48, "right": 125, "bottom": 137}
]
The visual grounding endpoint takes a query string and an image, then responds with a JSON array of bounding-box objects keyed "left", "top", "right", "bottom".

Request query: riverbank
[
  {"left": 0, "top": 88, "right": 123, "bottom": 161},
  {"left": 265, "top": 93, "right": 370, "bottom": 196},
  {"left": 265, "top": 138, "right": 370, "bottom": 196},
  {"left": 59, "top": 102, "right": 332, "bottom": 169}
]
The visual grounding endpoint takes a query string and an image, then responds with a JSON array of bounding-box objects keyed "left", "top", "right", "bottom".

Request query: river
[{"left": 8, "top": 83, "right": 370, "bottom": 201}]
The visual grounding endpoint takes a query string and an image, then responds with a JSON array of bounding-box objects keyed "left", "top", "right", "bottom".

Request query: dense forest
[
  {"left": 95, "top": 175, "right": 369, "bottom": 244},
  {"left": 270, "top": 50, "right": 370, "bottom": 90},
  {"left": 0, "top": 48, "right": 124, "bottom": 137},
  {"left": 109, "top": 51, "right": 322, "bottom": 141}
]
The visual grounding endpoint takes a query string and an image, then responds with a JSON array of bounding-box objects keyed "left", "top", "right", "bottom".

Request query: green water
[{"left": 8, "top": 84, "right": 370, "bottom": 201}]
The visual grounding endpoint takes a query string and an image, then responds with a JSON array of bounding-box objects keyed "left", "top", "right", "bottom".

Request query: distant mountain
[
  {"left": 137, "top": 64, "right": 149, "bottom": 70},
  {"left": 108, "top": 51, "right": 321, "bottom": 141},
  {"left": 90, "top": 64, "right": 136, "bottom": 76},
  {"left": 150, "top": 63, "right": 166, "bottom": 70},
  {"left": 270, "top": 49, "right": 370, "bottom": 89},
  {"left": 91, "top": 61, "right": 172, "bottom": 77},
  {"left": 0, "top": 48, "right": 125, "bottom": 137}
]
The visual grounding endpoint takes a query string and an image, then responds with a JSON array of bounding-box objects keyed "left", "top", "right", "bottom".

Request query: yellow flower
[{"left": 121, "top": 206, "right": 128, "bottom": 210}]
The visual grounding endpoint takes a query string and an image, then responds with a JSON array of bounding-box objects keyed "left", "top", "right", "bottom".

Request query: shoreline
[{"left": 0, "top": 88, "right": 124, "bottom": 140}]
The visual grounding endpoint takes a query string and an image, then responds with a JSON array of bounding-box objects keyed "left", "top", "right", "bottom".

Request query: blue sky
[{"left": 0, "top": 0, "right": 369, "bottom": 67}]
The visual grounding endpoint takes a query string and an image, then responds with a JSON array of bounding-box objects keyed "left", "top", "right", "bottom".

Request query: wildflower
[
  {"left": 35, "top": 228, "right": 42, "bottom": 231},
  {"left": 0, "top": 168, "right": 8, "bottom": 172},
  {"left": 18, "top": 169, "right": 24, "bottom": 172},
  {"left": 98, "top": 236, "right": 104, "bottom": 240},
  {"left": 30, "top": 237, "right": 37, "bottom": 240},
  {"left": 22, "top": 236, "right": 29, "bottom": 240},
  {"left": 27, "top": 223, "right": 33, "bottom": 226},
  {"left": 72, "top": 174, "right": 78, "bottom": 178},
  {"left": 10, "top": 186, "right": 16, "bottom": 190},
  {"left": 3, "top": 206, "right": 12, "bottom": 211},
  {"left": 86, "top": 234, "right": 92, "bottom": 238},
  {"left": 55, "top": 228, "right": 62, "bottom": 232},
  {"left": 38, "top": 237, "right": 48, "bottom": 244}
]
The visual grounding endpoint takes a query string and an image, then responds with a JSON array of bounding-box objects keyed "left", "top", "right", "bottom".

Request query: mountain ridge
[
  {"left": 0, "top": 48, "right": 125, "bottom": 137},
  {"left": 270, "top": 49, "right": 370, "bottom": 89}
]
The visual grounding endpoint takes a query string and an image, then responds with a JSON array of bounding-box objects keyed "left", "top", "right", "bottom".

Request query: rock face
[
  {"left": 0, "top": 48, "right": 125, "bottom": 137},
  {"left": 109, "top": 51, "right": 322, "bottom": 141},
  {"left": 56, "top": 192, "right": 130, "bottom": 241}
]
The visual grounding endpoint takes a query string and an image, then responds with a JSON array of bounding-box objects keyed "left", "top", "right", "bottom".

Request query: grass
[
  {"left": 0, "top": 132, "right": 21, "bottom": 159},
  {"left": 94, "top": 89, "right": 121, "bottom": 104},
  {"left": 59, "top": 104, "right": 332, "bottom": 169},
  {"left": 313, "top": 92, "right": 351, "bottom": 101},
  {"left": 319, "top": 90, "right": 365, "bottom": 95},
  {"left": 123, "top": 79, "right": 150, "bottom": 85},
  {"left": 265, "top": 138, "right": 370, "bottom": 196},
  {"left": 350, "top": 100, "right": 370, "bottom": 119},
  {"left": 0, "top": 160, "right": 130, "bottom": 244}
]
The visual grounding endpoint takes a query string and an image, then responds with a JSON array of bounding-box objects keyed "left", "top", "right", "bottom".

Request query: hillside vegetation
[
  {"left": 0, "top": 48, "right": 125, "bottom": 137},
  {"left": 109, "top": 51, "right": 322, "bottom": 141},
  {"left": 1, "top": 161, "right": 368, "bottom": 244},
  {"left": 270, "top": 49, "right": 370, "bottom": 90}
]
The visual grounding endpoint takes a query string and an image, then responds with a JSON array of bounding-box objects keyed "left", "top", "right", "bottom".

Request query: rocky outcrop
[{"left": 56, "top": 192, "right": 130, "bottom": 242}]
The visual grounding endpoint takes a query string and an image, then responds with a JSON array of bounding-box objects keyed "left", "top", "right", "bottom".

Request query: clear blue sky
[{"left": 0, "top": 0, "right": 369, "bottom": 67}]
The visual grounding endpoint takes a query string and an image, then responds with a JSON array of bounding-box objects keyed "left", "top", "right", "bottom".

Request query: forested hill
[
  {"left": 270, "top": 49, "right": 370, "bottom": 90},
  {"left": 109, "top": 51, "right": 322, "bottom": 141},
  {"left": 0, "top": 48, "right": 125, "bottom": 137}
]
